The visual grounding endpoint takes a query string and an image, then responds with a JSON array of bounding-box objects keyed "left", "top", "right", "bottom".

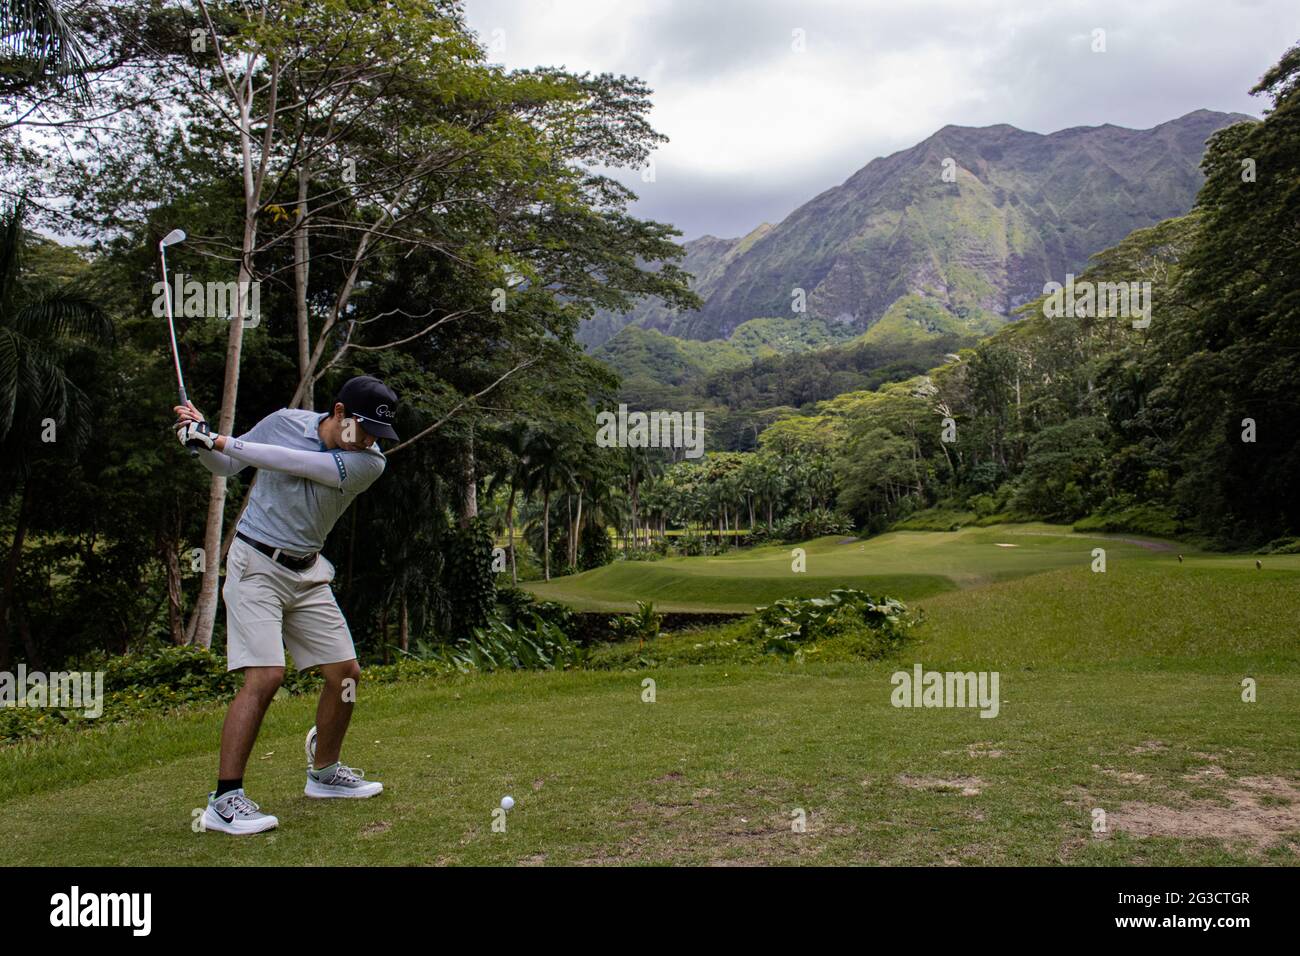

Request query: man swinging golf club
[{"left": 174, "top": 374, "right": 399, "bottom": 835}]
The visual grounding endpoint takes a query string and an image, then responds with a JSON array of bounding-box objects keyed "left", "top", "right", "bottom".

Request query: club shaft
[{"left": 160, "top": 247, "right": 187, "bottom": 404}]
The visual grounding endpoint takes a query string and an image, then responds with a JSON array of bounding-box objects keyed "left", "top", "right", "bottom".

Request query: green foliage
[
  {"left": 608, "top": 600, "right": 661, "bottom": 643},
  {"left": 0, "top": 645, "right": 323, "bottom": 742},
  {"left": 891, "top": 507, "right": 977, "bottom": 532},
  {"left": 619, "top": 547, "right": 665, "bottom": 562},
  {"left": 755, "top": 508, "right": 853, "bottom": 542},
  {"left": 442, "top": 518, "right": 497, "bottom": 641},
  {"left": 1009, "top": 419, "right": 1108, "bottom": 521},
  {"left": 753, "top": 589, "right": 918, "bottom": 657},
  {"left": 449, "top": 615, "right": 586, "bottom": 672},
  {"left": 1074, "top": 501, "right": 1182, "bottom": 538},
  {"left": 1259, "top": 537, "right": 1300, "bottom": 555}
]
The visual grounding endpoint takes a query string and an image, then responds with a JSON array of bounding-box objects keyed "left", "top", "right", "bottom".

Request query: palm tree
[
  {"left": 520, "top": 427, "right": 575, "bottom": 582},
  {"left": 622, "top": 445, "right": 662, "bottom": 550},
  {"left": 0, "top": 200, "right": 111, "bottom": 668},
  {"left": 485, "top": 421, "right": 533, "bottom": 584},
  {"left": 753, "top": 459, "right": 786, "bottom": 530},
  {"left": 0, "top": 0, "right": 94, "bottom": 103}
]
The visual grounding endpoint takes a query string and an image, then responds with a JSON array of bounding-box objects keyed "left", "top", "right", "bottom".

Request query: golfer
[{"left": 174, "top": 375, "right": 399, "bottom": 835}]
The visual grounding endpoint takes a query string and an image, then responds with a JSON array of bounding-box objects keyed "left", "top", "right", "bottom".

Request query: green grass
[
  {"left": 523, "top": 523, "right": 1283, "bottom": 612},
  {"left": 3, "top": 524, "right": 1297, "bottom": 866}
]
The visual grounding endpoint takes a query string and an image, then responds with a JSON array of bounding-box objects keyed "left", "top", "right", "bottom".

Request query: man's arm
[
  {"left": 217, "top": 436, "right": 343, "bottom": 488},
  {"left": 175, "top": 403, "right": 384, "bottom": 491},
  {"left": 196, "top": 447, "right": 247, "bottom": 477}
]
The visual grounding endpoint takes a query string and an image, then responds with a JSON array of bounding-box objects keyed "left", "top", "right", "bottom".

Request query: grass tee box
[{"left": 2, "top": 525, "right": 1296, "bottom": 866}]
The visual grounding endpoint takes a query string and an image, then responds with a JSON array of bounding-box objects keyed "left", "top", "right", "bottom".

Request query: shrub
[
  {"left": 620, "top": 547, "right": 664, "bottom": 562},
  {"left": 455, "top": 615, "right": 586, "bottom": 672},
  {"left": 608, "top": 601, "right": 661, "bottom": 645},
  {"left": 1074, "top": 501, "right": 1182, "bottom": 538},
  {"left": 753, "top": 589, "right": 919, "bottom": 657},
  {"left": 769, "top": 509, "right": 853, "bottom": 542},
  {"left": 674, "top": 534, "right": 707, "bottom": 556}
]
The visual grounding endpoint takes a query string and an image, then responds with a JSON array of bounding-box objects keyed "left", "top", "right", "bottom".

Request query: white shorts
[{"left": 222, "top": 536, "right": 356, "bottom": 672}]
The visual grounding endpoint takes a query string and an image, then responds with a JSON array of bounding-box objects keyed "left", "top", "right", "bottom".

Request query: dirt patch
[
  {"left": 654, "top": 771, "right": 685, "bottom": 783},
  {"left": 941, "top": 743, "right": 1005, "bottom": 758},
  {"left": 361, "top": 821, "right": 392, "bottom": 836},
  {"left": 1104, "top": 776, "right": 1300, "bottom": 850},
  {"left": 1129, "top": 740, "right": 1168, "bottom": 755},
  {"left": 517, "top": 853, "right": 547, "bottom": 866},
  {"left": 897, "top": 774, "right": 983, "bottom": 796},
  {"left": 1098, "top": 766, "right": 1149, "bottom": 783}
]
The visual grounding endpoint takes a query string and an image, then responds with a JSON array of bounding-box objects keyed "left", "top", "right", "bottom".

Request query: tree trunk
[
  {"left": 458, "top": 431, "right": 477, "bottom": 528},
  {"left": 294, "top": 162, "right": 313, "bottom": 410},
  {"left": 506, "top": 485, "right": 518, "bottom": 585},
  {"left": 399, "top": 592, "right": 409, "bottom": 652},
  {"left": 572, "top": 490, "right": 583, "bottom": 568},
  {"left": 186, "top": 53, "right": 276, "bottom": 648},
  {"left": 162, "top": 514, "right": 186, "bottom": 645},
  {"left": 0, "top": 480, "right": 34, "bottom": 670},
  {"left": 542, "top": 486, "right": 551, "bottom": 581},
  {"left": 17, "top": 604, "right": 42, "bottom": 671}
]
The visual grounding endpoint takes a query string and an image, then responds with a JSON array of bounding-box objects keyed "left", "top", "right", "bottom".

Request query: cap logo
[{"left": 374, "top": 404, "right": 395, "bottom": 420}]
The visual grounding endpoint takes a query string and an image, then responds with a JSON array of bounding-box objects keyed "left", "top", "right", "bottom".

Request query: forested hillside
[{"left": 599, "top": 46, "right": 1299, "bottom": 550}]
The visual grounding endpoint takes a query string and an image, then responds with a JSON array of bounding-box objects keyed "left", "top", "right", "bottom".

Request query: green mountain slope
[{"left": 584, "top": 109, "right": 1253, "bottom": 348}]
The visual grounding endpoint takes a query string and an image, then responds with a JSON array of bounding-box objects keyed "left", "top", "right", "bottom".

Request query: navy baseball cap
[{"left": 337, "top": 375, "right": 399, "bottom": 440}]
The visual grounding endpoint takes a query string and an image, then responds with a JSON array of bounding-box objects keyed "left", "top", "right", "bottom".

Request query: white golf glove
[{"left": 176, "top": 419, "right": 218, "bottom": 451}]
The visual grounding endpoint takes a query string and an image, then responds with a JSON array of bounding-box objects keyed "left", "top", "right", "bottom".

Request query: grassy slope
[{"left": 2, "top": 527, "right": 1297, "bottom": 866}]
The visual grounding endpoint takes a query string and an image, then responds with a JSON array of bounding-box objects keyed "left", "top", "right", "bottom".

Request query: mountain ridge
[{"left": 581, "top": 108, "right": 1254, "bottom": 350}]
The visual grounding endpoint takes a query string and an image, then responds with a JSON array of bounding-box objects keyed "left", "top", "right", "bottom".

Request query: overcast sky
[{"left": 464, "top": 0, "right": 1297, "bottom": 241}]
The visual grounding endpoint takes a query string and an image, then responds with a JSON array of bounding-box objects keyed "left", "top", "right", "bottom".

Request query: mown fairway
[
  {"left": 2, "top": 526, "right": 1297, "bottom": 865},
  {"left": 524, "top": 523, "right": 1265, "bottom": 612}
]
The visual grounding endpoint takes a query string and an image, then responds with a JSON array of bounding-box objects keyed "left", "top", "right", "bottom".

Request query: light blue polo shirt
[{"left": 234, "top": 409, "right": 386, "bottom": 556}]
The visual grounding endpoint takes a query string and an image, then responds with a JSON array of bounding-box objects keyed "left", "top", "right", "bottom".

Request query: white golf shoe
[
  {"left": 201, "top": 789, "right": 279, "bottom": 835},
  {"left": 305, "top": 762, "right": 384, "bottom": 799}
]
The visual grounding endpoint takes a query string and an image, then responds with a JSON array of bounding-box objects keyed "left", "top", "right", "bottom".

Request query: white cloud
[{"left": 465, "top": 0, "right": 1298, "bottom": 238}]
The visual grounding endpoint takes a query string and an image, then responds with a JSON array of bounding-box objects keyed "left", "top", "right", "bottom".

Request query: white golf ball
[{"left": 500, "top": 795, "right": 515, "bottom": 811}]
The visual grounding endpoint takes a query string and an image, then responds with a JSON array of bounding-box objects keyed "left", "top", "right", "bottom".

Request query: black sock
[{"left": 215, "top": 778, "right": 243, "bottom": 798}]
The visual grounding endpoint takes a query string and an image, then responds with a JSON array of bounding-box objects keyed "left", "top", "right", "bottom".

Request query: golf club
[
  {"left": 159, "top": 228, "right": 202, "bottom": 453},
  {"left": 159, "top": 228, "right": 187, "bottom": 404}
]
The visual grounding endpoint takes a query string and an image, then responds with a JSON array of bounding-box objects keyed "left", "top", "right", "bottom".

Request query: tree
[{"left": 0, "top": 200, "right": 111, "bottom": 668}]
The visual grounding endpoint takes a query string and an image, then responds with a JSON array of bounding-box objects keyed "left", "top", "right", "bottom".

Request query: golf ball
[{"left": 500, "top": 795, "right": 515, "bottom": 811}]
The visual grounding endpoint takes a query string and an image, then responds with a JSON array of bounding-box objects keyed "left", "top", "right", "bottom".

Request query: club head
[{"left": 159, "top": 229, "right": 187, "bottom": 250}]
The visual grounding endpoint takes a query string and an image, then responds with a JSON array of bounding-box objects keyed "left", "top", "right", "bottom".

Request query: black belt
[{"left": 236, "top": 532, "right": 318, "bottom": 572}]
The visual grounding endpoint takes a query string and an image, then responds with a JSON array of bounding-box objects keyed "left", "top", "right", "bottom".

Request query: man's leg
[
  {"left": 218, "top": 665, "right": 286, "bottom": 779},
  {"left": 312, "top": 658, "right": 360, "bottom": 769}
]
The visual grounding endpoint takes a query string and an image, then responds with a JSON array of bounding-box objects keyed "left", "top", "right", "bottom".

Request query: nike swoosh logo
[{"left": 216, "top": 809, "right": 235, "bottom": 824}]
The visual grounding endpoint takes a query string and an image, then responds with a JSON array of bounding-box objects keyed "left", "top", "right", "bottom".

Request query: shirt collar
[
  {"left": 303, "top": 413, "right": 329, "bottom": 438},
  {"left": 306, "top": 412, "right": 331, "bottom": 451}
]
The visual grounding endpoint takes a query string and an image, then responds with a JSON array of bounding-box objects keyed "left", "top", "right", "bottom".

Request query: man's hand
[
  {"left": 176, "top": 419, "right": 217, "bottom": 451},
  {"left": 173, "top": 400, "right": 205, "bottom": 425},
  {"left": 173, "top": 400, "right": 221, "bottom": 452}
]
